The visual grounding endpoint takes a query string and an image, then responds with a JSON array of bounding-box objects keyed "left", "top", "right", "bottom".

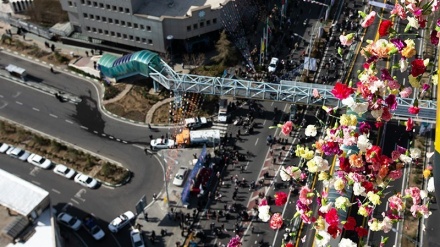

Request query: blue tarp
[{"left": 181, "top": 145, "right": 208, "bottom": 205}]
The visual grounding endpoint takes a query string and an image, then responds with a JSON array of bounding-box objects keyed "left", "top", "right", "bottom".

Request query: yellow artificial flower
[
  {"left": 358, "top": 205, "right": 369, "bottom": 217},
  {"left": 367, "top": 191, "right": 381, "bottom": 205},
  {"left": 401, "top": 39, "right": 416, "bottom": 58},
  {"left": 315, "top": 216, "right": 325, "bottom": 231},
  {"left": 307, "top": 159, "right": 318, "bottom": 173},
  {"left": 318, "top": 171, "right": 329, "bottom": 181},
  {"left": 423, "top": 169, "right": 431, "bottom": 179},
  {"left": 334, "top": 178, "right": 345, "bottom": 191},
  {"left": 368, "top": 218, "right": 382, "bottom": 231},
  {"left": 408, "top": 74, "right": 420, "bottom": 88}
]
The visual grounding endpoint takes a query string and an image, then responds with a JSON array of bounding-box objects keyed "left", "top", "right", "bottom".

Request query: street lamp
[{"left": 167, "top": 35, "right": 174, "bottom": 66}]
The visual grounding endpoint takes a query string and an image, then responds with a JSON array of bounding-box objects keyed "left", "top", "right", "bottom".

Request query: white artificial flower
[
  {"left": 315, "top": 230, "right": 331, "bottom": 247},
  {"left": 428, "top": 177, "right": 435, "bottom": 192},
  {"left": 319, "top": 202, "right": 333, "bottom": 213},
  {"left": 368, "top": 218, "right": 382, "bottom": 231},
  {"left": 399, "top": 58, "right": 408, "bottom": 73},
  {"left": 371, "top": 109, "right": 383, "bottom": 119},
  {"left": 407, "top": 16, "right": 420, "bottom": 29},
  {"left": 339, "top": 238, "right": 357, "bottom": 247},
  {"left": 381, "top": 216, "right": 392, "bottom": 233},
  {"left": 305, "top": 125, "right": 317, "bottom": 137},
  {"left": 353, "top": 182, "right": 366, "bottom": 196},
  {"left": 335, "top": 196, "right": 351, "bottom": 211},
  {"left": 280, "top": 167, "right": 291, "bottom": 181},
  {"left": 399, "top": 154, "right": 412, "bottom": 164},
  {"left": 351, "top": 102, "right": 369, "bottom": 116},
  {"left": 410, "top": 148, "right": 421, "bottom": 159},
  {"left": 420, "top": 190, "right": 428, "bottom": 200},
  {"left": 357, "top": 134, "right": 372, "bottom": 152},
  {"left": 313, "top": 156, "right": 329, "bottom": 172},
  {"left": 342, "top": 96, "right": 355, "bottom": 107},
  {"left": 258, "top": 205, "right": 271, "bottom": 222}
]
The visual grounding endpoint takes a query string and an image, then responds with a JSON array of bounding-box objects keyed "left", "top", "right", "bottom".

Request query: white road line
[
  {"left": 80, "top": 125, "right": 88, "bottom": 130},
  {"left": 51, "top": 189, "right": 61, "bottom": 194},
  {"left": 254, "top": 137, "right": 259, "bottom": 146},
  {"left": 15, "top": 101, "right": 23, "bottom": 105},
  {"left": 70, "top": 198, "right": 80, "bottom": 204},
  {"left": 122, "top": 141, "right": 128, "bottom": 143},
  {"left": 65, "top": 119, "right": 74, "bottom": 124},
  {"left": 31, "top": 180, "right": 41, "bottom": 185},
  {"left": 32, "top": 107, "right": 40, "bottom": 111},
  {"left": 93, "top": 130, "right": 98, "bottom": 134},
  {"left": 109, "top": 136, "right": 114, "bottom": 139},
  {"left": 101, "top": 133, "right": 106, "bottom": 137},
  {"left": 263, "top": 119, "right": 266, "bottom": 126},
  {"left": 49, "top": 114, "right": 58, "bottom": 118}
]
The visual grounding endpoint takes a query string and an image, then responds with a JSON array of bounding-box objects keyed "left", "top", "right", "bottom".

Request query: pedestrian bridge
[{"left": 98, "top": 50, "right": 436, "bottom": 122}]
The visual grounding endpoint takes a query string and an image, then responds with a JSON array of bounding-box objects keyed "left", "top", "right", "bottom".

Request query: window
[
  {"left": 86, "top": 26, "right": 91, "bottom": 31},
  {"left": 147, "top": 26, "right": 151, "bottom": 31},
  {"left": 135, "top": 37, "right": 140, "bottom": 42},
  {"left": 125, "top": 8, "right": 129, "bottom": 13},
  {"left": 68, "top": 1, "right": 73, "bottom": 6},
  {"left": 115, "top": 19, "right": 119, "bottom": 24},
  {"left": 200, "top": 22, "right": 204, "bottom": 28},
  {"left": 87, "top": 0, "right": 91, "bottom": 5},
  {"left": 92, "top": 1, "right": 97, "bottom": 7},
  {"left": 140, "top": 24, "right": 144, "bottom": 30},
  {"left": 102, "top": 17, "right": 106, "bottom": 22},
  {"left": 92, "top": 27, "right": 96, "bottom": 32},
  {"left": 141, "top": 38, "right": 146, "bottom": 43},
  {"left": 80, "top": 0, "right": 85, "bottom": 4},
  {"left": 213, "top": 18, "right": 217, "bottom": 24},
  {"left": 121, "top": 20, "right": 125, "bottom": 26},
  {"left": 104, "top": 30, "right": 109, "bottom": 35},
  {"left": 119, "top": 6, "right": 123, "bottom": 12},
  {"left": 193, "top": 23, "right": 198, "bottom": 29},
  {"left": 129, "top": 35, "right": 133, "bottom": 40},
  {"left": 123, "top": 34, "right": 127, "bottom": 39},
  {"left": 134, "top": 23, "right": 138, "bottom": 28},
  {"left": 127, "top": 22, "right": 132, "bottom": 27},
  {"left": 83, "top": 13, "right": 88, "bottom": 18},
  {"left": 106, "top": 4, "right": 110, "bottom": 9},
  {"left": 117, "top": 33, "right": 121, "bottom": 38},
  {"left": 108, "top": 18, "right": 113, "bottom": 23},
  {"left": 89, "top": 14, "right": 94, "bottom": 19},
  {"left": 110, "top": 31, "right": 115, "bottom": 36},
  {"left": 187, "top": 25, "right": 191, "bottom": 31},
  {"left": 206, "top": 20, "right": 211, "bottom": 26},
  {"left": 148, "top": 39, "right": 153, "bottom": 45},
  {"left": 112, "top": 5, "right": 117, "bottom": 11},
  {"left": 96, "top": 16, "right": 100, "bottom": 21},
  {"left": 98, "top": 29, "right": 102, "bottom": 34},
  {"left": 99, "top": 3, "right": 103, "bottom": 8}
]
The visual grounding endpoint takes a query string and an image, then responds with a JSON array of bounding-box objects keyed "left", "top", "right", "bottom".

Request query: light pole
[{"left": 167, "top": 35, "right": 174, "bottom": 66}]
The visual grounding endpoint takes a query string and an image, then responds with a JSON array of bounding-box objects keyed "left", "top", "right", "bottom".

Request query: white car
[
  {"left": 108, "top": 211, "right": 135, "bottom": 233},
  {"left": 268, "top": 57, "right": 279, "bottom": 72},
  {"left": 150, "top": 138, "right": 175, "bottom": 150},
  {"left": 74, "top": 173, "right": 98, "bottom": 189},
  {"left": 83, "top": 215, "right": 105, "bottom": 240},
  {"left": 53, "top": 164, "right": 76, "bottom": 179},
  {"left": 130, "top": 229, "right": 145, "bottom": 247},
  {"left": 57, "top": 213, "right": 82, "bottom": 231},
  {"left": 6, "top": 147, "right": 31, "bottom": 161},
  {"left": 27, "top": 153, "right": 52, "bottom": 169},
  {"left": 0, "top": 143, "right": 11, "bottom": 153},
  {"left": 173, "top": 167, "right": 188, "bottom": 187}
]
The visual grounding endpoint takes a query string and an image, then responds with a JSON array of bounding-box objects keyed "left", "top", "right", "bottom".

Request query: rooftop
[{"left": 135, "top": 0, "right": 226, "bottom": 17}]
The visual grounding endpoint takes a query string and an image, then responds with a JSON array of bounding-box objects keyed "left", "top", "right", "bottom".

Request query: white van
[{"left": 218, "top": 99, "right": 229, "bottom": 123}]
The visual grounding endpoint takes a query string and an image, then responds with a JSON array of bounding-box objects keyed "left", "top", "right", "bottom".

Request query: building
[
  {"left": 59, "top": 0, "right": 235, "bottom": 54},
  {"left": 0, "top": 168, "right": 60, "bottom": 247}
]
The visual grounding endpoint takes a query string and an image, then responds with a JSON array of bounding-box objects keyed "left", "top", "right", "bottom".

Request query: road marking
[
  {"left": 51, "top": 189, "right": 61, "bottom": 194},
  {"left": 122, "top": 141, "right": 127, "bottom": 144},
  {"left": 12, "top": 92, "right": 21, "bottom": 98},
  {"left": 263, "top": 119, "right": 266, "bottom": 126},
  {"left": 80, "top": 125, "right": 88, "bottom": 130},
  {"left": 101, "top": 133, "right": 106, "bottom": 137},
  {"left": 116, "top": 138, "right": 121, "bottom": 141},
  {"left": 74, "top": 188, "right": 86, "bottom": 202},
  {"left": 49, "top": 114, "right": 58, "bottom": 118},
  {"left": 31, "top": 180, "right": 41, "bottom": 185},
  {"left": 70, "top": 198, "right": 80, "bottom": 204},
  {"left": 0, "top": 101, "right": 8, "bottom": 109},
  {"left": 254, "top": 137, "right": 259, "bottom": 146},
  {"left": 65, "top": 119, "right": 74, "bottom": 124},
  {"left": 93, "top": 130, "right": 98, "bottom": 134},
  {"left": 109, "top": 136, "right": 114, "bottom": 139},
  {"left": 29, "top": 167, "right": 40, "bottom": 176},
  {"left": 32, "top": 107, "right": 40, "bottom": 111},
  {"left": 15, "top": 101, "right": 23, "bottom": 105}
]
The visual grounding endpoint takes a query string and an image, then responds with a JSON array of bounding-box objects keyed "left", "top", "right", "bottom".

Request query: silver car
[
  {"left": 53, "top": 164, "right": 76, "bottom": 179},
  {"left": 173, "top": 167, "right": 188, "bottom": 187},
  {"left": 108, "top": 211, "right": 135, "bottom": 233},
  {"left": 6, "top": 147, "right": 31, "bottom": 161}
]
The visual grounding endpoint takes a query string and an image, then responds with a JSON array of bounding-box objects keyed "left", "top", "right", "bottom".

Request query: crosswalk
[{"left": 211, "top": 122, "right": 229, "bottom": 137}]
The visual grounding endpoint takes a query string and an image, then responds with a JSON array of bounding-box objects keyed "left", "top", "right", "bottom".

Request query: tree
[
  {"left": 211, "top": 30, "right": 236, "bottom": 66},
  {"left": 25, "top": 0, "right": 68, "bottom": 27}
]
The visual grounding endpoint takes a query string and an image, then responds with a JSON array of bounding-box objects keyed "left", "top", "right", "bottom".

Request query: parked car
[
  {"left": 74, "top": 173, "right": 98, "bottom": 189},
  {"left": 268, "top": 57, "right": 279, "bottom": 72},
  {"left": 57, "top": 212, "right": 82, "bottom": 231},
  {"left": 83, "top": 215, "right": 105, "bottom": 240},
  {"left": 150, "top": 139, "right": 175, "bottom": 150},
  {"left": 27, "top": 153, "right": 52, "bottom": 169},
  {"left": 6, "top": 147, "right": 31, "bottom": 161},
  {"left": 172, "top": 166, "right": 188, "bottom": 187},
  {"left": 53, "top": 164, "right": 76, "bottom": 179},
  {"left": 108, "top": 211, "right": 135, "bottom": 233},
  {"left": 0, "top": 143, "right": 11, "bottom": 153},
  {"left": 130, "top": 229, "right": 145, "bottom": 247}
]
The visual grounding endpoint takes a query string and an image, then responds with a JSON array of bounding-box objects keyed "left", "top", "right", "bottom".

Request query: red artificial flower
[
  {"left": 274, "top": 192, "right": 288, "bottom": 206},
  {"left": 411, "top": 59, "right": 426, "bottom": 77},
  {"left": 431, "top": 30, "right": 439, "bottom": 45},
  {"left": 408, "top": 106, "right": 420, "bottom": 114},
  {"left": 366, "top": 145, "right": 382, "bottom": 163},
  {"left": 361, "top": 181, "right": 375, "bottom": 193},
  {"left": 405, "top": 118, "right": 414, "bottom": 131},
  {"left": 331, "top": 82, "right": 354, "bottom": 100},
  {"left": 379, "top": 20, "right": 393, "bottom": 37},
  {"left": 269, "top": 213, "right": 284, "bottom": 230},
  {"left": 375, "top": 121, "right": 384, "bottom": 129},
  {"left": 355, "top": 226, "right": 368, "bottom": 237},
  {"left": 381, "top": 107, "right": 392, "bottom": 122},
  {"left": 327, "top": 224, "right": 341, "bottom": 238},
  {"left": 344, "top": 216, "right": 357, "bottom": 231},
  {"left": 325, "top": 208, "right": 339, "bottom": 226},
  {"left": 285, "top": 243, "right": 294, "bottom": 247}
]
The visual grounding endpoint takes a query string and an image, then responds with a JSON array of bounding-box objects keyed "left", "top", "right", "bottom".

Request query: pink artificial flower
[
  {"left": 269, "top": 213, "right": 284, "bottom": 230},
  {"left": 387, "top": 79, "right": 400, "bottom": 90},
  {"left": 405, "top": 118, "right": 414, "bottom": 132},
  {"left": 421, "top": 83, "right": 431, "bottom": 92},
  {"left": 227, "top": 235, "right": 242, "bottom": 247},
  {"left": 431, "top": 30, "right": 439, "bottom": 45},
  {"left": 313, "top": 88, "right": 321, "bottom": 98},
  {"left": 385, "top": 94, "right": 397, "bottom": 110},
  {"left": 299, "top": 186, "right": 313, "bottom": 205},
  {"left": 361, "top": 11, "right": 376, "bottom": 28},
  {"left": 405, "top": 187, "right": 421, "bottom": 205},
  {"left": 391, "top": 150, "right": 401, "bottom": 161},
  {"left": 381, "top": 107, "right": 392, "bottom": 121},
  {"left": 388, "top": 194, "right": 405, "bottom": 212},
  {"left": 300, "top": 172, "right": 307, "bottom": 181},
  {"left": 325, "top": 208, "right": 339, "bottom": 226},
  {"left": 388, "top": 169, "right": 403, "bottom": 180},
  {"left": 410, "top": 204, "right": 431, "bottom": 218},
  {"left": 391, "top": 4, "right": 407, "bottom": 19},
  {"left": 339, "top": 33, "right": 355, "bottom": 46},
  {"left": 259, "top": 198, "right": 268, "bottom": 206},
  {"left": 281, "top": 121, "right": 293, "bottom": 136},
  {"left": 300, "top": 212, "right": 313, "bottom": 224},
  {"left": 399, "top": 87, "right": 413, "bottom": 98}
]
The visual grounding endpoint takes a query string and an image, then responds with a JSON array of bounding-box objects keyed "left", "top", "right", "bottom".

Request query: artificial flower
[
  {"left": 315, "top": 230, "right": 331, "bottom": 247},
  {"left": 399, "top": 87, "right": 412, "bottom": 98},
  {"left": 274, "top": 192, "right": 288, "bottom": 206},
  {"left": 405, "top": 187, "right": 422, "bottom": 204},
  {"left": 353, "top": 182, "right": 366, "bottom": 196},
  {"left": 335, "top": 196, "right": 351, "bottom": 211},
  {"left": 401, "top": 39, "right": 416, "bottom": 58},
  {"left": 408, "top": 106, "right": 420, "bottom": 114},
  {"left": 367, "top": 191, "right": 381, "bottom": 205},
  {"left": 331, "top": 82, "right": 354, "bottom": 100},
  {"left": 428, "top": 177, "right": 435, "bottom": 192},
  {"left": 343, "top": 216, "right": 357, "bottom": 231},
  {"left": 325, "top": 208, "right": 340, "bottom": 226},
  {"left": 299, "top": 186, "right": 314, "bottom": 205},
  {"left": 379, "top": 20, "right": 393, "bottom": 36},
  {"left": 305, "top": 125, "right": 318, "bottom": 137},
  {"left": 368, "top": 218, "right": 382, "bottom": 231},
  {"left": 410, "top": 147, "right": 421, "bottom": 159},
  {"left": 411, "top": 59, "right": 427, "bottom": 77},
  {"left": 258, "top": 205, "right": 271, "bottom": 222},
  {"left": 269, "top": 213, "right": 284, "bottom": 229},
  {"left": 338, "top": 238, "right": 357, "bottom": 247},
  {"left": 361, "top": 11, "right": 376, "bottom": 28},
  {"left": 391, "top": 3, "right": 407, "bottom": 19},
  {"left": 227, "top": 235, "right": 242, "bottom": 247},
  {"left": 281, "top": 121, "right": 293, "bottom": 136},
  {"left": 399, "top": 58, "right": 408, "bottom": 72},
  {"left": 339, "top": 33, "right": 355, "bottom": 46},
  {"left": 355, "top": 226, "right": 368, "bottom": 237},
  {"left": 405, "top": 118, "right": 414, "bottom": 131}
]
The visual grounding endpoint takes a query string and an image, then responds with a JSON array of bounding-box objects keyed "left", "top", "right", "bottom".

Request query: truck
[
  {"left": 184, "top": 116, "right": 211, "bottom": 130},
  {"left": 175, "top": 129, "right": 221, "bottom": 147},
  {"left": 218, "top": 99, "right": 229, "bottom": 123}
]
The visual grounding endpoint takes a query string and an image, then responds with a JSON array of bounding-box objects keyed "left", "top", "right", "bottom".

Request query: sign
[
  {"left": 135, "top": 195, "right": 147, "bottom": 215},
  {"left": 368, "top": 1, "right": 394, "bottom": 10}
]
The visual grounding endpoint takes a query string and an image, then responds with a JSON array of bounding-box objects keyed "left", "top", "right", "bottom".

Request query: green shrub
[{"left": 104, "top": 85, "right": 121, "bottom": 100}]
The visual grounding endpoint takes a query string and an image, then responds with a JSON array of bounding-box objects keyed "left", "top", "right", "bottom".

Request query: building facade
[{"left": 59, "top": 0, "right": 232, "bottom": 53}]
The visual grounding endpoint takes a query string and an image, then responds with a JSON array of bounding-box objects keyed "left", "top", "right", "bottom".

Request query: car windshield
[
  {"left": 17, "top": 150, "right": 24, "bottom": 156},
  {"left": 63, "top": 168, "right": 70, "bottom": 174},
  {"left": 68, "top": 217, "right": 76, "bottom": 225},
  {"left": 91, "top": 226, "right": 100, "bottom": 234},
  {"left": 269, "top": 64, "right": 276, "bottom": 67},
  {"left": 175, "top": 175, "right": 183, "bottom": 180},
  {"left": 86, "top": 177, "right": 93, "bottom": 183},
  {"left": 37, "top": 157, "right": 46, "bottom": 164},
  {"left": 134, "top": 239, "right": 143, "bottom": 247}
]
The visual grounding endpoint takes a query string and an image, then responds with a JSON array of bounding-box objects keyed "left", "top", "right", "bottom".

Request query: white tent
[{"left": 303, "top": 57, "right": 317, "bottom": 71}]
